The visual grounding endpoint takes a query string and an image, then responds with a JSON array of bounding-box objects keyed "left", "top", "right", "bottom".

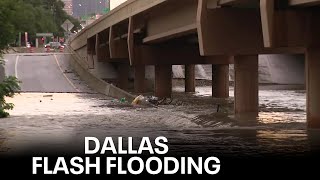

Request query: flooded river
[{"left": 1, "top": 85, "right": 319, "bottom": 159}]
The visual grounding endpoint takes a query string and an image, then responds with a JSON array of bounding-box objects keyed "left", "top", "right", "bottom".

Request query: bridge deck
[
  {"left": 71, "top": 0, "right": 320, "bottom": 63},
  {"left": 70, "top": 0, "right": 320, "bottom": 128}
]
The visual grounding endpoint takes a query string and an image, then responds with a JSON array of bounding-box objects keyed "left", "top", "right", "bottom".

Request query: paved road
[{"left": 4, "top": 53, "right": 93, "bottom": 93}]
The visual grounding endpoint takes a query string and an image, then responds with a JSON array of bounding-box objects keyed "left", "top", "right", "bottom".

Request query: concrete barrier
[
  {"left": 67, "top": 46, "right": 136, "bottom": 102},
  {"left": 12, "top": 47, "right": 48, "bottom": 53}
]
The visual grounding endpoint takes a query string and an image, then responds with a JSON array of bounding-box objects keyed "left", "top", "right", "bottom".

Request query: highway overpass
[{"left": 70, "top": 0, "right": 320, "bottom": 128}]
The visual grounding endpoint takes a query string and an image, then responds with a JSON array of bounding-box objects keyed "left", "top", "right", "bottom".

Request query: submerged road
[
  {"left": 4, "top": 53, "right": 92, "bottom": 93},
  {"left": 0, "top": 52, "right": 319, "bottom": 177}
]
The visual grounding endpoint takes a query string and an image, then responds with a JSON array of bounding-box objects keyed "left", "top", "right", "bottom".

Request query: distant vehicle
[
  {"left": 45, "top": 42, "right": 64, "bottom": 49},
  {"left": 26, "top": 42, "right": 31, "bottom": 48}
]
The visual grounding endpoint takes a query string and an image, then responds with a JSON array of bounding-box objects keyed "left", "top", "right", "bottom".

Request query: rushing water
[{"left": 0, "top": 85, "right": 319, "bottom": 159}]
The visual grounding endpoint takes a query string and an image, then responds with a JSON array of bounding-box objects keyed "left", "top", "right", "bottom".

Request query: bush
[{"left": 0, "top": 76, "right": 21, "bottom": 118}]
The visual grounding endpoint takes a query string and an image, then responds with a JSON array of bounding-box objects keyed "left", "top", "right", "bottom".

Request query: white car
[
  {"left": 26, "top": 42, "right": 31, "bottom": 48},
  {"left": 45, "top": 42, "right": 64, "bottom": 49}
]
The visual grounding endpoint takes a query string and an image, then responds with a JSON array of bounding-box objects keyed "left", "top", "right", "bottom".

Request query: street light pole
[
  {"left": 95, "top": 0, "right": 97, "bottom": 15},
  {"left": 79, "top": 0, "right": 88, "bottom": 26},
  {"left": 85, "top": 0, "right": 87, "bottom": 19},
  {"left": 79, "top": 0, "right": 87, "bottom": 18}
]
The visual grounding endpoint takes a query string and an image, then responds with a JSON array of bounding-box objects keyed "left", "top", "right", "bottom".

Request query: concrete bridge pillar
[
  {"left": 306, "top": 49, "right": 320, "bottom": 128},
  {"left": 212, "top": 64, "right": 229, "bottom": 98},
  {"left": 118, "top": 63, "right": 130, "bottom": 90},
  {"left": 234, "top": 55, "right": 259, "bottom": 117},
  {"left": 134, "top": 65, "right": 145, "bottom": 93},
  {"left": 95, "top": 34, "right": 100, "bottom": 61},
  {"left": 155, "top": 65, "right": 172, "bottom": 98},
  {"left": 185, "top": 64, "right": 195, "bottom": 93},
  {"left": 87, "top": 38, "right": 95, "bottom": 69}
]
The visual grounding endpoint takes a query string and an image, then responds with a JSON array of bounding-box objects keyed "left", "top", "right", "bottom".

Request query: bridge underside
[{"left": 71, "top": 0, "right": 320, "bottom": 128}]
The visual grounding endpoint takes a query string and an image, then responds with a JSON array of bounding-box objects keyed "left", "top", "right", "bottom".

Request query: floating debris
[{"left": 43, "top": 95, "right": 53, "bottom": 97}]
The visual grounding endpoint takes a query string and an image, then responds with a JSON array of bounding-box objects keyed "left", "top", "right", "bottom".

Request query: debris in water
[
  {"left": 43, "top": 95, "right": 53, "bottom": 97},
  {"left": 146, "top": 96, "right": 159, "bottom": 105},
  {"left": 132, "top": 95, "right": 172, "bottom": 106},
  {"left": 132, "top": 95, "right": 149, "bottom": 106},
  {"left": 120, "top": 97, "right": 127, "bottom": 103}
]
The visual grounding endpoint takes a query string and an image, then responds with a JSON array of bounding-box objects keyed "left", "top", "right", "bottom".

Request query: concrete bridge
[{"left": 70, "top": 0, "right": 320, "bottom": 128}]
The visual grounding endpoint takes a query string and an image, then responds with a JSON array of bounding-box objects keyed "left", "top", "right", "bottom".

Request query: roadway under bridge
[{"left": 70, "top": 0, "right": 320, "bottom": 128}]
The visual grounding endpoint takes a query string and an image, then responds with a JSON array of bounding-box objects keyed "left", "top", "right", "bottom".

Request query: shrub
[{"left": 0, "top": 76, "right": 21, "bottom": 118}]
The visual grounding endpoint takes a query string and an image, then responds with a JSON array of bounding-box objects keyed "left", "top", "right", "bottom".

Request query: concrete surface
[
  {"left": 68, "top": 47, "right": 136, "bottom": 102},
  {"left": 173, "top": 55, "right": 305, "bottom": 85},
  {"left": 4, "top": 53, "right": 94, "bottom": 93}
]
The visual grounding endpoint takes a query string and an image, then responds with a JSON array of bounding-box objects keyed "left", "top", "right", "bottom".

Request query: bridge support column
[
  {"left": 118, "top": 63, "right": 129, "bottom": 90},
  {"left": 306, "top": 49, "right": 320, "bottom": 128},
  {"left": 234, "top": 55, "right": 259, "bottom": 117},
  {"left": 155, "top": 65, "right": 172, "bottom": 98},
  {"left": 185, "top": 64, "right": 195, "bottom": 93},
  {"left": 212, "top": 64, "right": 229, "bottom": 98},
  {"left": 134, "top": 65, "right": 145, "bottom": 93},
  {"left": 87, "top": 37, "right": 95, "bottom": 69}
]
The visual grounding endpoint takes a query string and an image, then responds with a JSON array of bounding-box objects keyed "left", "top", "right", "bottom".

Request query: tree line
[
  {"left": 0, "top": 0, "right": 81, "bottom": 50},
  {"left": 0, "top": 0, "right": 81, "bottom": 117}
]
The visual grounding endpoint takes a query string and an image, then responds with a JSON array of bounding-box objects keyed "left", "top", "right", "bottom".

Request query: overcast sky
[{"left": 110, "top": 0, "right": 127, "bottom": 10}]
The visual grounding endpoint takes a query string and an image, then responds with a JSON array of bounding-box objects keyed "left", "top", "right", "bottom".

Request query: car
[
  {"left": 26, "top": 42, "right": 31, "bottom": 48},
  {"left": 44, "top": 42, "right": 64, "bottom": 49}
]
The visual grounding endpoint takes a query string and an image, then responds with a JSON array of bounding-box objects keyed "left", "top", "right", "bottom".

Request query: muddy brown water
[{"left": 0, "top": 85, "right": 319, "bottom": 159}]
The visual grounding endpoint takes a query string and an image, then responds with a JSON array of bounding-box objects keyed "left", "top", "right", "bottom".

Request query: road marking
[
  {"left": 53, "top": 54, "right": 80, "bottom": 92},
  {"left": 15, "top": 55, "right": 20, "bottom": 78}
]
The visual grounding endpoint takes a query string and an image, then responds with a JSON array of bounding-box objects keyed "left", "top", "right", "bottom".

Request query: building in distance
[
  {"left": 72, "top": 0, "right": 110, "bottom": 20},
  {"left": 61, "top": 0, "right": 73, "bottom": 16}
]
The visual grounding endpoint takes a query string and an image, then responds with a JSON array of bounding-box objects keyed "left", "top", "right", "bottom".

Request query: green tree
[
  {"left": 0, "top": 76, "right": 20, "bottom": 118},
  {"left": 0, "top": 0, "right": 24, "bottom": 117},
  {"left": 0, "top": 0, "right": 82, "bottom": 118},
  {"left": 0, "top": 0, "right": 17, "bottom": 53},
  {"left": 0, "top": 0, "right": 59, "bottom": 46},
  {"left": 1, "top": 0, "right": 81, "bottom": 49},
  {"left": 23, "top": 0, "right": 82, "bottom": 34}
]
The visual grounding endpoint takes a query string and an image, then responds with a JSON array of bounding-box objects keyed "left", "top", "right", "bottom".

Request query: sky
[{"left": 110, "top": 0, "right": 127, "bottom": 10}]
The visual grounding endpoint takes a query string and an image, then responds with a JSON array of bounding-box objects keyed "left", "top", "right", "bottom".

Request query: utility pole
[
  {"left": 18, "top": 32, "right": 21, "bottom": 47},
  {"left": 50, "top": 2, "right": 56, "bottom": 28},
  {"left": 95, "top": 0, "right": 97, "bottom": 15}
]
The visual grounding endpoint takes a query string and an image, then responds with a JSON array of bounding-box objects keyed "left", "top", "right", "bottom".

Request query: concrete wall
[
  {"left": 259, "top": 54, "right": 305, "bottom": 84},
  {"left": 74, "top": 44, "right": 305, "bottom": 88},
  {"left": 74, "top": 47, "right": 155, "bottom": 91},
  {"left": 75, "top": 46, "right": 118, "bottom": 79},
  {"left": 91, "top": 55, "right": 118, "bottom": 79},
  {"left": 172, "top": 65, "right": 209, "bottom": 80},
  {"left": 70, "top": 47, "right": 136, "bottom": 101},
  {"left": 172, "top": 55, "right": 305, "bottom": 85},
  {"left": 76, "top": 46, "right": 87, "bottom": 63}
]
